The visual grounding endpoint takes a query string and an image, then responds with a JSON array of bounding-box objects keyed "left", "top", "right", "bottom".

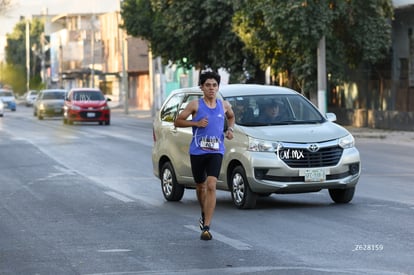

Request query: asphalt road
[{"left": 0, "top": 105, "right": 413, "bottom": 275}]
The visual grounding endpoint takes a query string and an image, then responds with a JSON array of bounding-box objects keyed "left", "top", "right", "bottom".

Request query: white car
[
  {"left": 152, "top": 84, "right": 361, "bottom": 209},
  {"left": 0, "top": 99, "right": 4, "bottom": 117},
  {"left": 25, "top": 90, "right": 38, "bottom": 106}
]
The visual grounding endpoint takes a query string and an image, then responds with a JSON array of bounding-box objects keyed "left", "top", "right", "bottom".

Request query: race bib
[{"left": 199, "top": 136, "right": 220, "bottom": 151}]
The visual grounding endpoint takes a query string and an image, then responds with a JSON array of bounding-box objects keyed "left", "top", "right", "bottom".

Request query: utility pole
[
  {"left": 25, "top": 17, "right": 30, "bottom": 92},
  {"left": 90, "top": 14, "right": 96, "bottom": 88},
  {"left": 118, "top": 0, "right": 128, "bottom": 114},
  {"left": 317, "top": 36, "right": 327, "bottom": 115},
  {"left": 149, "top": 48, "right": 154, "bottom": 116},
  {"left": 120, "top": 28, "right": 128, "bottom": 114},
  {"left": 41, "top": 8, "right": 48, "bottom": 88}
]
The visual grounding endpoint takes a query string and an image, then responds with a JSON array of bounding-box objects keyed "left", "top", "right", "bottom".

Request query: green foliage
[
  {"left": 121, "top": 0, "right": 258, "bottom": 82},
  {"left": 4, "top": 17, "right": 44, "bottom": 92},
  {"left": 0, "top": 63, "right": 26, "bottom": 94},
  {"left": 233, "top": 0, "right": 393, "bottom": 92},
  {"left": 120, "top": 0, "right": 393, "bottom": 89}
]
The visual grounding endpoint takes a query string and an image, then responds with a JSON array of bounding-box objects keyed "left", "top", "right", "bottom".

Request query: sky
[{"left": 0, "top": 0, "right": 120, "bottom": 59}]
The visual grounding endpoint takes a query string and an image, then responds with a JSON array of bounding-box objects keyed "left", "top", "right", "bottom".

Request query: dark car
[
  {"left": 63, "top": 88, "right": 111, "bottom": 125},
  {"left": 33, "top": 89, "right": 67, "bottom": 120}
]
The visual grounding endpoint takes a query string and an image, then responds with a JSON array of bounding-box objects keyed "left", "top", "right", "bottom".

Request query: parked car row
[
  {"left": 152, "top": 84, "right": 361, "bottom": 209},
  {"left": 0, "top": 87, "right": 111, "bottom": 125}
]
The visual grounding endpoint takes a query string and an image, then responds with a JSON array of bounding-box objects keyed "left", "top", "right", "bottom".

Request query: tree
[
  {"left": 4, "top": 17, "right": 44, "bottom": 93},
  {"left": 0, "top": 0, "right": 14, "bottom": 87},
  {"left": 233, "top": 0, "right": 393, "bottom": 96},
  {"left": 121, "top": 0, "right": 393, "bottom": 90},
  {"left": 121, "top": 0, "right": 259, "bottom": 82},
  {"left": 0, "top": 63, "right": 25, "bottom": 92}
]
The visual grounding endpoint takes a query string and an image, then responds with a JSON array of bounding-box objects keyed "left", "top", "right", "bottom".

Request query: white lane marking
[
  {"left": 95, "top": 179, "right": 163, "bottom": 207},
  {"left": 184, "top": 225, "right": 252, "bottom": 250},
  {"left": 126, "top": 193, "right": 163, "bottom": 207},
  {"left": 54, "top": 165, "right": 77, "bottom": 175},
  {"left": 104, "top": 191, "right": 135, "bottom": 203},
  {"left": 97, "top": 249, "right": 132, "bottom": 253},
  {"left": 29, "top": 165, "right": 77, "bottom": 185},
  {"left": 91, "top": 176, "right": 164, "bottom": 207}
]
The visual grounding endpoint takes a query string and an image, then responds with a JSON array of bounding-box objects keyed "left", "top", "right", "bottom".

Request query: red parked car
[{"left": 63, "top": 88, "right": 111, "bottom": 125}]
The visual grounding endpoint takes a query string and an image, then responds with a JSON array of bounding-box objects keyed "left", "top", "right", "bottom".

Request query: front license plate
[
  {"left": 300, "top": 168, "right": 326, "bottom": 182},
  {"left": 87, "top": 112, "right": 96, "bottom": 118}
]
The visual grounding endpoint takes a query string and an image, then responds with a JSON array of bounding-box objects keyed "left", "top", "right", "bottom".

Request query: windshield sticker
[{"left": 76, "top": 94, "right": 93, "bottom": 101}]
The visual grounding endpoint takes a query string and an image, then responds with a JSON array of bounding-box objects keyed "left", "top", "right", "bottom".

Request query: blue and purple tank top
[{"left": 189, "top": 98, "right": 225, "bottom": 155}]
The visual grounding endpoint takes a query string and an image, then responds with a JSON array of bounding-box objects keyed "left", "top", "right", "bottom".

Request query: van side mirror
[{"left": 326, "top": 113, "right": 337, "bottom": 122}]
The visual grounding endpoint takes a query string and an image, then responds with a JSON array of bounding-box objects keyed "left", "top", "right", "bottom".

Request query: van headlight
[
  {"left": 339, "top": 134, "right": 355, "bottom": 149},
  {"left": 248, "top": 137, "right": 280, "bottom": 152}
]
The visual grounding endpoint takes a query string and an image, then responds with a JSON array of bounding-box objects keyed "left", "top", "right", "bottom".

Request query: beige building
[{"left": 47, "top": 11, "right": 150, "bottom": 109}]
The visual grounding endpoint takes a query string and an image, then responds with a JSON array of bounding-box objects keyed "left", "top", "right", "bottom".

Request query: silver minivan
[{"left": 152, "top": 84, "right": 361, "bottom": 209}]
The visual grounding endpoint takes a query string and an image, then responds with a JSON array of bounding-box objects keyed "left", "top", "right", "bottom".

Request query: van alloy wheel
[
  {"left": 161, "top": 161, "right": 184, "bottom": 201},
  {"left": 230, "top": 165, "right": 257, "bottom": 209}
]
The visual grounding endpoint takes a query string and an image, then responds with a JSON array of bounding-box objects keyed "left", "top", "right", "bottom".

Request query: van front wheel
[
  {"left": 230, "top": 166, "right": 257, "bottom": 209},
  {"left": 329, "top": 187, "right": 355, "bottom": 203},
  {"left": 160, "top": 161, "right": 184, "bottom": 201}
]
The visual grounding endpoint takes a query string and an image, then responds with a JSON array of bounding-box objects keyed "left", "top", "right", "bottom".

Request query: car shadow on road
[{"left": 214, "top": 191, "right": 357, "bottom": 210}]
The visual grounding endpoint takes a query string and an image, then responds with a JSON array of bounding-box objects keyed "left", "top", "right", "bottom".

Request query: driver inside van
[{"left": 259, "top": 100, "right": 284, "bottom": 123}]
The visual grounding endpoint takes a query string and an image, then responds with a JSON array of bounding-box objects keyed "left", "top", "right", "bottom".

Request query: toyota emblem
[{"left": 308, "top": 144, "right": 319, "bottom": 152}]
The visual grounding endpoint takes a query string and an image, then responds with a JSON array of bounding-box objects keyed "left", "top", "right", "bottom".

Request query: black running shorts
[{"left": 190, "top": 153, "right": 223, "bottom": 184}]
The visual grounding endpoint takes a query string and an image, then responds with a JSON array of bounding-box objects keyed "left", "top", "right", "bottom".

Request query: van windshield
[{"left": 224, "top": 94, "right": 325, "bottom": 126}]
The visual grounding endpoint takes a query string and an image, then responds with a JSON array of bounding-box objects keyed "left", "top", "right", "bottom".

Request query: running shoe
[{"left": 200, "top": 226, "right": 212, "bottom": 241}]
